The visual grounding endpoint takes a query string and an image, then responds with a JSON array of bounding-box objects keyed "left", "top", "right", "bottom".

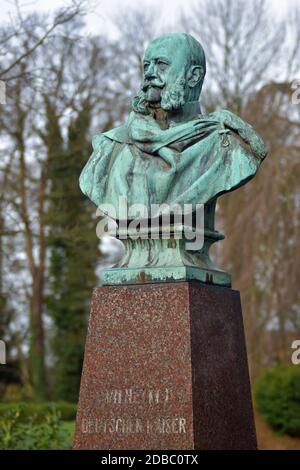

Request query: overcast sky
[{"left": 0, "top": 0, "right": 295, "bottom": 39}]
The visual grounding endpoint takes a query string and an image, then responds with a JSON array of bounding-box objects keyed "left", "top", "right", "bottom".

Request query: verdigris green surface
[{"left": 79, "top": 33, "right": 267, "bottom": 286}]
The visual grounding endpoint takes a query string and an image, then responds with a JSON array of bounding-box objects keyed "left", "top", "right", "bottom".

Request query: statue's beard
[{"left": 132, "top": 73, "right": 186, "bottom": 114}]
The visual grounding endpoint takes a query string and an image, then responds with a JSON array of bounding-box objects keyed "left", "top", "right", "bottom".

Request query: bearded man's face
[{"left": 138, "top": 37, "right": 189, "bottom": 112}]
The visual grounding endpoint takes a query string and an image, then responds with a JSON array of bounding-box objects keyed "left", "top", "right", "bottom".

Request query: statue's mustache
[{"left": 142, "top": 79, "right": 164, "bottom": 91}]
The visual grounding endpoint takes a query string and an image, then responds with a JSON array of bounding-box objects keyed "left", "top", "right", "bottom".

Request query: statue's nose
[{"left": 144, "top": 61, "right": 156, "bottom": 79}]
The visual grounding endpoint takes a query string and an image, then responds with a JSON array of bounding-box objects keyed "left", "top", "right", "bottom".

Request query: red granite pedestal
[{"left": 73, "top": 282, "right": 257, "bottom": 450}]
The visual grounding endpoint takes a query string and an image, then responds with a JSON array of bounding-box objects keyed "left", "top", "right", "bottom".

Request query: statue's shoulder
[
  {"left": 205, "top": 108, "right": 267, "bottom": 160},
  {"left": 91, "top": 126, "right": 129, "bottom": 151},
  {"left": 201, "top": 109, "right": 248, "bottom": 132},
  {"left": 204, "top": 108, "right": 244, "bottom": 125},
  {"left": 91, "top": 112, "right": 145, "bottom": 150},
  {"left": 91, "top": 133, "right": 107, "bottom": 150},
  {"left": 101, "top": 120, "right": 133, "bottom": 145}
]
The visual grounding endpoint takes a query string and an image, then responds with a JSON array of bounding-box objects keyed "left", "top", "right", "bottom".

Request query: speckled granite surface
[{"left": 74, "top": 282, "right": 256, "bottom": 450}]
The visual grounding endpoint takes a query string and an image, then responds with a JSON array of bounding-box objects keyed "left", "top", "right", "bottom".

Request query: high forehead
[{"left": 143, "top": 35, "right": 189, "bottom": 62}]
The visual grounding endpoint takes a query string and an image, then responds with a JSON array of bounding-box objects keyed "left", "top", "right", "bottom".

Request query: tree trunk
[{"left": 29, "top": 268, "right": 47, "bottom": 400}]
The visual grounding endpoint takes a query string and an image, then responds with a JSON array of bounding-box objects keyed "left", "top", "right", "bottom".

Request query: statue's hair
[
  {"left": 150, "top": 33, "right": 206, "bottom": 100},
  {"left": 183, "top": 33, "right": 206, "bottom": 67},
  {"left": 182, "top": 33, "right": 206, "bottom": 98}
]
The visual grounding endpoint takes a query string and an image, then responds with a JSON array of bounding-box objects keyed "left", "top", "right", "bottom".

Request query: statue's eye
[
  {"left": 143, "top": 63, "right": 149, "bottom": 71},
  {"left": 157, "top": 60, "right": 168, "bottom": 70}
]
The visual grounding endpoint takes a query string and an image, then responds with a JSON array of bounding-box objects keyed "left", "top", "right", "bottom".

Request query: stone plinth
[{"left": 74, "top": 282, "right": 256, "bottom": 450}]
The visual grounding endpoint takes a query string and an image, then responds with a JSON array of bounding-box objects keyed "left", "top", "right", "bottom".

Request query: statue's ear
[{"left": 187, "top": 65, "right": 204, "bottom": 88}]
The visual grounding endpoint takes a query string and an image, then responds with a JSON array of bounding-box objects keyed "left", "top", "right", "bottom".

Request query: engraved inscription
[
  {"left": 100, "top": 388, "right": 171, "bottom": 404},
  {"left": 81, "top": 417, "right": 187, "bottom": 434},
  {"left": 97, "top": 387, "right": 187, "bottom": 405}
]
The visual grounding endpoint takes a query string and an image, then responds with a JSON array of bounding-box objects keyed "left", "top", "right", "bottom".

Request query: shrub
[
  {"left": 0, "top": 406, "right": 74, "bottom": 449},
  {"left": 0, "top": 402, "right": 77, "bottom": 422},
  {"left": 255, "top": 365, "right": 300, "bottom": 436},
  {"left": 2, "top": 384, "right": 34, "bottom": 402}
]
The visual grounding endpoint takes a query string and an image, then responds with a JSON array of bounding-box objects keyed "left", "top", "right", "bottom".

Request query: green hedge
[
  {"left": 0, "top": 402, "right": 77, "bottom": 423},
  {"left": 255, "top": 366, "right": 300, "bottom": 436},
  {"left": 0, "top": 406, "right": 74, "bottom": 449}
]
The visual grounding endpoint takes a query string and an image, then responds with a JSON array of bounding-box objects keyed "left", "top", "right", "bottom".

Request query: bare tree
[
  {"left": 0, "top": 0, "right": 87, "bottom": 81},
  {"left": 182, "top": 0, "right": 287, "bottom": 114},
  {"left": 0, "top": 4, "right": 92, "bottom": 398}
]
